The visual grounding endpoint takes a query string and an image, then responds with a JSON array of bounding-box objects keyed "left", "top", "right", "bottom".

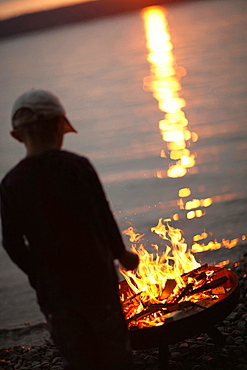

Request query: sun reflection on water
[
  {"left": 142, "top": 6, "right": 213, "bottom": 225},
  {"left": 142, "top": 6, "right": 198, "bottom": 180},
  {"left": 141, "top": 6, "right": 246, "bottom": 256}
]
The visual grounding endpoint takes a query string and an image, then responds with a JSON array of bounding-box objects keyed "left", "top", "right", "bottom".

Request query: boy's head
[
  {"left": 11, "top": 89, "right": 77, "bottom": 134},
  {"left": 10, "top": 89, "right": 77, "bottom": 146}
]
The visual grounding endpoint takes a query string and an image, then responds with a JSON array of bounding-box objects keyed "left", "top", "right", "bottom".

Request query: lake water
[{"left": 0, "top": 0, "right": 247, "bottom": 330}]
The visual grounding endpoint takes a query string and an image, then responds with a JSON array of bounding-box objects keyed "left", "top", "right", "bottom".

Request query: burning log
[
  {"left": 182, "top": 264, "right": 208, "bottom": 281},
  {"left": 127, "top": 302, "right": 180, "bottom": 325},
  {"left": 187, "top": 276, "right": 228, "bottom": 296},
  {"left": 123, "top": 273, "right": 229, "bottom": 327},
  {"left": 160, "top": 279, "right": 177, "bottom": 300},
  {"left": 126, "top": 298, "right": 210, "bottom": 325},
  {"left": 123, "top": 292, "right": 143, "bottom": 307},
  {"left": 173, "top": 283, "right": 193, "bottom": 304}
]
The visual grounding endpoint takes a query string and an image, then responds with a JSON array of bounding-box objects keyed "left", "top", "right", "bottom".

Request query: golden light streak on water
[
  {"left": 202, "top": 198, "right": 213, "bottom": 207},
  {"left": 193, "top": 232, "right": 208, "bottom": 242},
  {"left": 142, "top": 6, "right": 197, "bottom": 179},
  {"left": 178, "top": 188, "right": 191, "bottom": 197},
  {"left": 185, "top": 199, "right": 201, "bottom": 210},
  {"left": 216, "top": 260, "right": 230, "bottom": 268},
  {"left": 191, "top": 237, "right": 240, "bottom": 253},
  {"left": 0, "top": 0, "right": 98, "bottom": 20},
  {"left": 142, "top": 6, "right": 216, "bottom": 228}
]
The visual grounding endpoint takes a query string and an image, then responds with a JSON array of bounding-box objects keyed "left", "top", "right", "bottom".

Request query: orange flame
[{"left": 120, "top": 219, "right": 200, "bottom": 305}]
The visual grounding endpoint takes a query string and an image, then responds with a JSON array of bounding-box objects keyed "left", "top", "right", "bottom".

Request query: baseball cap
[{"left": 11, "top": 89, "right": 77, "bottom": 134}]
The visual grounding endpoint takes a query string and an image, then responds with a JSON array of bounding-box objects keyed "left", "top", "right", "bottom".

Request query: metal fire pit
[{"left": 119, "top": 266, "right": 239, "bottom": 368}]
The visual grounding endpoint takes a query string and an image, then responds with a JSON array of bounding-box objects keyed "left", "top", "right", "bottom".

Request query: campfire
[{"left": 119, "top": 219, "right": 236, "bottom": 330}]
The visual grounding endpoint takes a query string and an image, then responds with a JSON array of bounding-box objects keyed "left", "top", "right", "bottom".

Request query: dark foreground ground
[{"left": 0, "top": 253, "right": 247, "bottom": 369}]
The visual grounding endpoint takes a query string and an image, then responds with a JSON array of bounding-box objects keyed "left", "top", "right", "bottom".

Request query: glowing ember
[{"left": 119, "top": 220, "right": 226, "bottom": 328}]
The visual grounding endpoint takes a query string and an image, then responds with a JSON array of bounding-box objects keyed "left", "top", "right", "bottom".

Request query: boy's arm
[{"left": 0, "top": 184, "right": 31, "bottom": 275}]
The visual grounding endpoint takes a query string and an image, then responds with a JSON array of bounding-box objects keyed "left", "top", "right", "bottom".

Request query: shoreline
[
  {"left": 0, "top": 0, "right": 208, "bottom": 39},
  {"left": 1, "top": 254, "right": 246, "bottom": 369}
]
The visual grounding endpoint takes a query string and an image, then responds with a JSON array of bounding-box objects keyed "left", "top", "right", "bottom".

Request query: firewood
[
  {"left": 187, "top": 276, "right": 228, "bottom": 296},
  {"left": 127, "top": 302, "right": 180, "bottom": 324},
  {"left": 122, "top": 292, "right": 143, "bottom": 306},
  {"left": 127, "top": 299, "right": 204, "bottom": 325},
  {"left": 160, "top": 279, "right": 177, "bottom": 300},
  {"left": 182, "top": 264, "right": 208, "bottom": 279},
  {"left": 173, "top": 283, "right": 194, "bottom": 304}
]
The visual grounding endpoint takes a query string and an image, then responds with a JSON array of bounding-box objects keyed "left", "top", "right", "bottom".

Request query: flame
[
  {"left": 122, "top": 226, "right": 144, "bottom": 242},
  {"left": 120, "top": 220, "right": 200, "bottom": 314},
  {"left": 118, "top": 220, "right": 236, "bottom": 328},
  {"left": 142, "top": 6, "right": 197, "bottom": 178}
]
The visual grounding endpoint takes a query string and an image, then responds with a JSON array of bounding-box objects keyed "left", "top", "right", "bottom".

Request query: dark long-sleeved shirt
[{"left": 0, "top": 149, "right": 126, "bottom": 315}]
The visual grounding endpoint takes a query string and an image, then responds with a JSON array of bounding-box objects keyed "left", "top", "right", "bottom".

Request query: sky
[{"left": 0, "top": 0, "right": 98, "bottom": 20}]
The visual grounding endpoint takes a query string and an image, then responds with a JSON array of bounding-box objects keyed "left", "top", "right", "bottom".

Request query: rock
[
  {"left": 226, "top": 335, "right": 234, "bottom": 344},
  {"left": 227, "top": 312, "right": 239, "bottom": 321},
  {"left": 235, "top": 336, "right": 244, "bottom": 344},
  {"left": 235, "top": 365, "right": 247, "bottom": 370},
  {"left": 232, "top": 349, "right": 243, "bottom": 358},
  {"left": 41, "top": 361, "right": 50, "bottom": 368},
  {"left": 232, "top": 329, "right": 243, "bottom": 337},
  {"left": 170, "top": 351, "right": 182, "bottom": 360},
  {"left": 238, "top": 357, "right": 247, "bottom": 364},
  {"left": 237, "top": 303, "right": 245, "bottom": 311},
  {"left": 51, "top": 356, "right": 61, "bottom": 364},
  {"left": 179, "top": 342, "right": 189, "bottom": 349},
  {"left": 201, "top": 355, "right": 214, "bottom": 363},
  {"left": 237, "top": 321, "right": 246, "bottom": 331},
  {"left": 146, "top": 356, "right": 158, "bottom": 366},
  {"left": 31, "top": 361, "right": 40, "bottom": 366}
]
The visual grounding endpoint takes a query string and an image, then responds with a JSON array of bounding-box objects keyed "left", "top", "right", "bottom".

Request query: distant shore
[{"left": 0, "top": 0, "right": 205, "bottom": 39}]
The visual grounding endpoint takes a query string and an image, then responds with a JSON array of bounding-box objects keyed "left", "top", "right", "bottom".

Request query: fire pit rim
[{"left": 120, "top": 267, "right": 239, "bottom": 350}]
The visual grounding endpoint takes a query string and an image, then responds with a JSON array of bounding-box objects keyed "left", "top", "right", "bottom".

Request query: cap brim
[{"left": 64, "top": 118, "right": 77, "bottom": 134}]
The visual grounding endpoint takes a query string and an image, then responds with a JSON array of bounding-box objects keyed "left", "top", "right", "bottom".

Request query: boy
[{"left": 0, "top": 89, "right": 139, "bottom": 369}]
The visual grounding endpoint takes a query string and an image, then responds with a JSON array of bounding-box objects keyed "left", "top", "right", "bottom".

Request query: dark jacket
[{"left": 0, "top": 149, "right": 126, "bottom": 315}]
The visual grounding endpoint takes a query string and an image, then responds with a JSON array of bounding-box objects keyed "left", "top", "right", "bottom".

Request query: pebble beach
[{"left": 1, "top": 252, "right": 247, "bottom": 370}]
